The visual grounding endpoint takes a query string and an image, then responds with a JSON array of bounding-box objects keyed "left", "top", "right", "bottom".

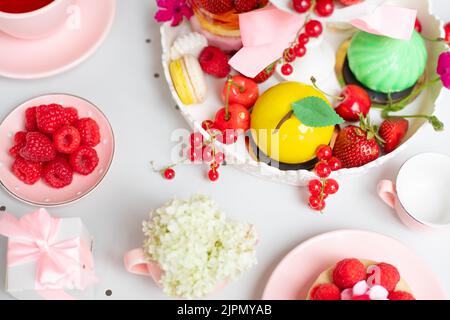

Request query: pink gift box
[{"left": 0, "top": 209, "right": 97, "bottom": 300}]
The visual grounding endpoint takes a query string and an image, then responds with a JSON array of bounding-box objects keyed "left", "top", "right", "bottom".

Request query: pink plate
[
  {"left": 262, "top": 230, "right": 447, "bottom": 300},
  {"left": 0, "top": 0, "right": 115, "bottom": 79},
  {"left": 0, "top": 94, "right": 115, "bottom": 207}
]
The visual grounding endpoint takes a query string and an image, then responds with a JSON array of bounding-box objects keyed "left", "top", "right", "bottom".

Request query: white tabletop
[{"left": 0, "top": 0, "right": 449, "bottom": 300}]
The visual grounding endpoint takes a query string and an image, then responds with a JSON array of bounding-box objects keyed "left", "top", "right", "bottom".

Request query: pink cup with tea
[
  {"left": 0, "top": 0, "right": 76, "bottom": 40},
  {"left": 378, "top": 153, "right": 450, "bottom": 232}
]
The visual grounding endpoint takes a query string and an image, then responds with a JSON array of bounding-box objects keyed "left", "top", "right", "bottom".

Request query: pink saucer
[
  {"left": 262, "top": 230, "right": 446, "bottom": 300},
  {"left": 0, "top": 94, "right": 115, "bottom": 207},
  {"left": 0, "top": 0, "right": 115, "bottom": 79}
]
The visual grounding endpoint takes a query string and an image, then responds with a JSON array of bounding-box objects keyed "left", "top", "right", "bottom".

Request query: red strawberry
[
  {"left": 43, "top": 157, "right": 73, "bottom": 189},
  {"left": 69, "top": 146, "right": 99, "bottom": 175},
  {"left": 75, "top": 118, "right": 101, "bottom": 147},
  {"left": 235, "top": 0, "right": 257, "bottom": 13},
  {"left": 333, "top": 125, "right": 380, "bottom": 169},
  {"left": 36, "top": 104, "right": 67, "bottom": 134},
  {"left": 64, "top": 107, "right": 79, "bottom": 124},
  {"left": 19, "top": 132, "right": 56, "bottom": 162},
  {"left": 378, "top": 118, "right": 409, "bottom": 154},
  {"left": 12, "top": 157, "right": 42, "bottom": 185},
  {"left": 253, "top": 62, "right": 276, "bottom": 83},
  {"left": 198, "top": 0, "right": 234, "bottom": 14},
  {"left": 25, "top": 107, "right": 38, "bottom": 131},
  {"left": 198, "top": 46, "right": 230, "bottom": 78},
  {"left": 9, "top": 131, "right": 27, "bottom": 157},
  {"left": 53, "top": 125, "right": 81, "bottom": 154}
]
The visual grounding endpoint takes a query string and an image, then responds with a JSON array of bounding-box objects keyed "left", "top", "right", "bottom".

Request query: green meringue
[{"left": 348, "top": 31, "right": 428, "bottom": 94}]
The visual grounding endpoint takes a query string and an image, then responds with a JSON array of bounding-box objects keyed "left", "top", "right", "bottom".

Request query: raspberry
[
  {"left": 198, "top": 46, "right": 230, "bottom": 78},
  {"left": 53, "top": 126, "right": 81, "bottom": 154},
  {"left": 12, "top": 157, "right": 42, "bottom": 185},
  {"left": 43, "top": 157, "right": 73, "bottom": 189},
  {"left": 9, "top": 131, "right": 27, "bottom": 157},
  {"left": 310, "top": 284, "right": 341, "bottom": 300},
  {"left": 332, "top": 258, "right": 366, "bottom": 289},
  {"left": 388, "top": 291, "right": 415, "bottom": 300},
  {"left": 69, "top": 146, "right": 99, "bottom": 175},
  {"left": 36, "top": 104, "right": 67, "bottom": 134},
  {"left": 368, "top": 263, "right": 400, "bottom": 292},
  {"left": 64, "top": 107, "right": 79, "bottom": 124},
  {"left": 19, "top": 132, "right": 56, "bottom": 162},
  {"left": 198, "top": 0, "right": 234, "bottom": 14},
  {"left": 75, "top": 118, "right": 101, "bottom": 147},
  {"left": 25, "top": 107, "right": 38, "bottom": 131}
]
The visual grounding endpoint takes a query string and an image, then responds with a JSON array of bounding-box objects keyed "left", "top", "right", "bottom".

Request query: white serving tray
[{"left": 160, "top": 0, "right": 445, "bottom": 186}]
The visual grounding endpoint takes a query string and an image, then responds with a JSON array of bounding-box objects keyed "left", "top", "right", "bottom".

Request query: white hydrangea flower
[{"left": 142, "top": 195, "right": 257, "bottom": 299}]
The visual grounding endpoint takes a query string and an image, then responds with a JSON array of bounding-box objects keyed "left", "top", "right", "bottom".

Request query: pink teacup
[
  {"left": 377, "top": 153, "right": 450, "bottom": 232},
  {"left": 0, "top": 0, "right": 76, "bottom": 40}
]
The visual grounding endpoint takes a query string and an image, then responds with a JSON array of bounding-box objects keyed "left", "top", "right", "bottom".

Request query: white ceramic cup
[
  {"left": 0, "top": 0, "right": 76, "bottom": 40},
  {"left": 377, "top": 153, "right": 450, "bottom": 232}
]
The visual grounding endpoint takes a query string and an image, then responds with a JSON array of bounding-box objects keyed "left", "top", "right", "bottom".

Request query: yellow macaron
[{"left": 169, "top": 55, "right": 207, "bottom": 105}]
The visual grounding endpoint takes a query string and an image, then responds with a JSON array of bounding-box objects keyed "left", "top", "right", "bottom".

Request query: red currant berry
[
  {"left": 294, "top": 44, "right": 307, "bottom": 57},
  {"left": 298, "top": 33, "right": 310, "bottom": 46},
  {"left": 208, "top": 169, "right": 219, "bottom": 182},
  {"left": 305, "top": 20, "right": 323, "bottom": 37},
  {"left": 314, "top": 0, "right": 334, "bottom": 17},
  {"left": 328, "top": 157, "right": 342, "bottom": 171},
  {"left": 414, "top": 18, "right": 422, "bottom": 33},
  {"left": 293, "top": 0, "right": 311, "bottom": 13},
  {"left": 202, "top": 146, "right": 214, "bottom": 162},
  {"left": 284, "top": 48, "right": 296, "bottom": 62},
  {"left": 164, "top": 168, "right": 175, "bottom": 180},
  {"left": 215, "top": 152, "right": 225, "bottom": 164},
  {"left": 315, "top": 161, "right": 331, "bottom": 178},
  {"left": 308, "top": 179, "right": 323, "bottom": 196},
  {"left": 202, "top": 120, "right": 215, "bottom": 131},
  {"left": 217, "top": 130, "right": 238, "bottom": 145},
  {"left": 324, "top": 179, "right": 339, "bottom": 195},
  {"left": 187, "top": 147, "right": 202, "bottom": 162},
  {"left": 309, "top": 196, "right": 325, "bottom": 211},
  {"left": 281, "top": 63, "right": 293, "bottom": 76},
  {"left": 190, "top": 132, "right": 203, "bottom": 148},
  {"left": 316, "top": 145, "right": 332, "bottom": 161}
]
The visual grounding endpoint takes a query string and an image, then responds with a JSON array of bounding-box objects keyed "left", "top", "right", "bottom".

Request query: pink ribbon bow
[{"left": 0, "top": 209, "right": 96, "bottom": 294}]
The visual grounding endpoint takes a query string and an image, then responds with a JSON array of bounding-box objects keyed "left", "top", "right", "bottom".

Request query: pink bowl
[{"left": 0, "top": 94, "right": 115, "bottom": 207}]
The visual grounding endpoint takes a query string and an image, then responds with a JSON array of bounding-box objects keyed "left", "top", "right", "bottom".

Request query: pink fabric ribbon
[{"left": 0, "top": 209, "right": 97, "bottom": 298}]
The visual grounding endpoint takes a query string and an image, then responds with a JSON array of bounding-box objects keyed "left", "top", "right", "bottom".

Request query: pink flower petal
[
  {"left": 156, "top": 0, "right": 170, "bottom": 9},
  {"left": 155, "top": 9, "right": 174, "bottom": 23},
  {"left": 180, "top": 5, "right": 193, "bottom": 19},
  {"left": 437, "top": 52, "right": 450, "bottom": 75},
  {"left": 171, "top": 12, "right": 183, "bottom": 27}
]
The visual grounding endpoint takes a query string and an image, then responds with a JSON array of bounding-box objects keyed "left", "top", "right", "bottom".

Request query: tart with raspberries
[{"left": 308, "top": 258, "right": 415, "bottom": 300}]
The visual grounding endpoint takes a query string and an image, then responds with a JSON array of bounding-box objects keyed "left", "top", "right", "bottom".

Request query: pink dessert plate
[
  {"left": 0, "top": 94, "right": 115, "bottom": 207},
  {"left": 0, "top": 0, "right": 115, "bottom": 79},
  {"left": 262, "top": 230, "right": 446, "bottom": 300}
]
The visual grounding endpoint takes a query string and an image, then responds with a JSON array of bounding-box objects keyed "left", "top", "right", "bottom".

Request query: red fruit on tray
[
  {"left": 198, "top": 46, "right": 230, "bottom": 78},
  {"left": 388, "top": 291, "right": 416, "bottom": 300},
  {"left": 36, "top": 104, "right": 67, "bottom": 134},
  {"left": 314, "top": 0, "right": 334, "bottom": 17},
  {"left": 198, "top": 0, "right": 234, "bottom": 14},
  {"left": 214, "top": 103, "right": 250, "bottom": 132},
  {"left": 12, "top": 157, "right": 42, "bottom": 185},
  {"left": 25, "top": 107, "right": 38, "bottom": 131},
  {"left": 352, "top": 295, "right": 370, "bottom": 300},
  {"left": 336, "top": 0, "right": 362, "bottom": 6},
  {"left": 292, "top": 0, "right": 311, "bottom": 14},
  {"left": 253, "top": 63, "right": 276, "bottom": 84},
  {"left": 64, "top": 107, "right": 79, "bottom": 124},
  {"left": 334, "top": 85, "right": 371, "bottom": 122},
  {"left": 69, "top": 146, "right": 99, "bottom": 176},
  {"left": 305, "top": 20, "right": 323, "bottom": 38},
  {"left": 43, "top": 157, "right": 74, "bottom": 189},
  {"left": 332, "top": 258, "right": 366, "bottom": 289},
  {"left": 53, "top": 125, "right": 82, "bottom": 154},
  {"left": 75, "top": 118, "right": 101, "bottom": 147},
  {"left": 310, "top": 283, "right": 341, "bottom": 300},
  {"left": 367, "top": 262, "right": 400, "bottom": 292},
  {"left": 19, "top": 132, "right": 56, "bottom": 162},
  {"left": 333, "top": 125, "right": 380, "bottom": 169},
  {"left": 222, "top": 75, "right": 259, "bottom": 109},
  {"left": 8, "top": 131, "right": 27, "bottom": 157},
  {"left": 235, "top": 0, "right": 257, "bottom": 13},
  {"left": 378, "top": 118, "right": 409, "bottom": 154},
  {"left": 216, "top": 129, "right": 239, "bottom": 145}
]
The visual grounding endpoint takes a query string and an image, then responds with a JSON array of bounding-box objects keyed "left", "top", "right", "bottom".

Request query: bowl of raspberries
[{"left": 0, "top": 94, "right": 115, "bottom": 206}]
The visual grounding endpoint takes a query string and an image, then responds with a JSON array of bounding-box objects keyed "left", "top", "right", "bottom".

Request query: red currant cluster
[
  {"left": 281, "top": 0, "right": 334, "bottom": 76},
  {"left": 160, "top": 121, "right": 226, "bottom": 183},
  {"left": 308, "top": 145, "right": 342, "bottom": 212}
]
